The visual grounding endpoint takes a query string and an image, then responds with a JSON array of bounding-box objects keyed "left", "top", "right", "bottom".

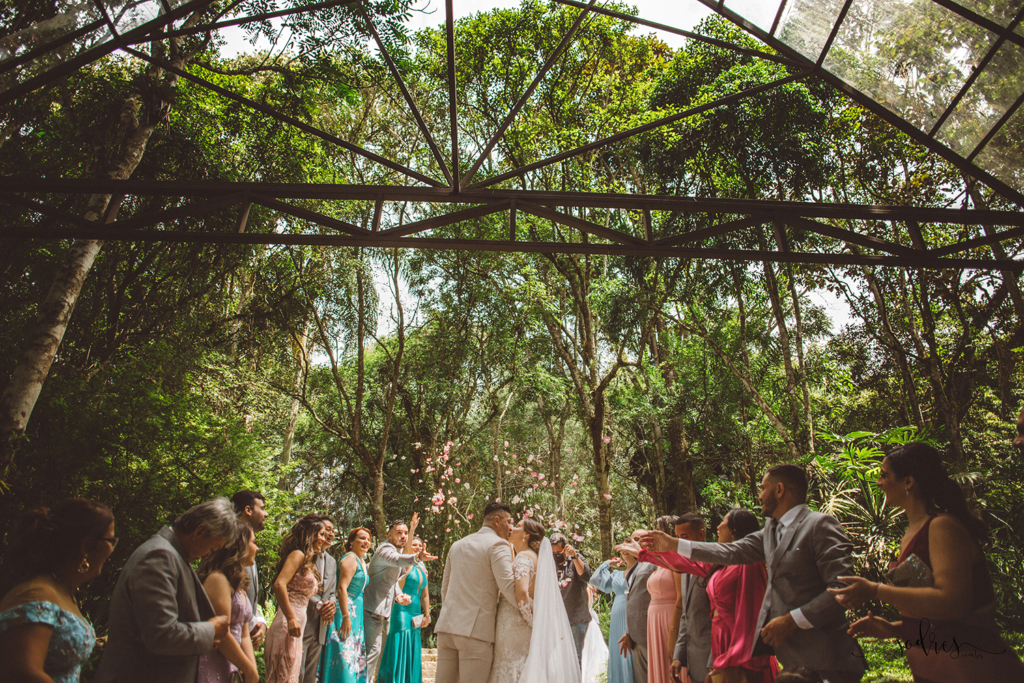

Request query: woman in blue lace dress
[
  {"left": 321, "top": 527, "right": 373, "bottom": 683},
  {"left": 0, "top": 498, "right": 116, "bottom": 683}
]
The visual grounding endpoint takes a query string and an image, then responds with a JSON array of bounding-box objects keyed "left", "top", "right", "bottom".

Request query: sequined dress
[
  {"left": 265, "top": 567, "right": 318, "bottom": 683},
  {"left": 486, "top": 552, "right": 536, "bottom": 683},
  {"left": 0, "top": 601, "right": 95, "bottom": 683}
]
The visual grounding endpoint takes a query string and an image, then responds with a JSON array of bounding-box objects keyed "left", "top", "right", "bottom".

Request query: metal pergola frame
[{"left": 2, "top": 0, "right": 1023, "bottom": 271}]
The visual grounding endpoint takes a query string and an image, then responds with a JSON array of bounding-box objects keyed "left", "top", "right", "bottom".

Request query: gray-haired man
[{"left": 95, "top": 498, "right": 236, "bottom": 683}]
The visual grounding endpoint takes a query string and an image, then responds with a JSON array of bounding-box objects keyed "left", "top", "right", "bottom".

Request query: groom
[{"left": 435, "top": 501, "right": 518, "bottom": 683}]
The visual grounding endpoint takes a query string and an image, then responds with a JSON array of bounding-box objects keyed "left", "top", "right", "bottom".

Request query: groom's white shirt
[{"left": 435, "top": 525, "right": 517, "bottom": 643}]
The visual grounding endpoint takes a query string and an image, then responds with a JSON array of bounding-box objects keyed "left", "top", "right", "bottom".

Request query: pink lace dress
[{"left": 265, "top": 567, "right": 318, "bottom": 683}]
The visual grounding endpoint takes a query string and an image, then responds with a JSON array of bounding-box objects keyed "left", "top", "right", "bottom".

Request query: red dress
[
  {"left": 891, "top": 515, "right": 1024, "bottom": 683},
  {"left": 640, "top": 549, "right": 777, "bottom": 682}
]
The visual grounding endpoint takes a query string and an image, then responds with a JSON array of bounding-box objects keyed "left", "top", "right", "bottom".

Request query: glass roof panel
[
  {"left": 974, "top": 100, "right": 1024, "bottom": 192},
  {"left": 937, "top": 40, "right": 1024, "bottom": 156},
  {"left": 724, "top": 0, "right": 785, "bottom": 34},
  {"left": 1, "top": 2, "right": 105, "bottom": 65},
  {"left": 822, "top": 0, "right": 995, "bottom": 132},
  {"left": 773, "top": 0, "right": 848, "bottom": 61},
  {"left": 947, "top": 0, "right": 1020, "bottom": 27}
]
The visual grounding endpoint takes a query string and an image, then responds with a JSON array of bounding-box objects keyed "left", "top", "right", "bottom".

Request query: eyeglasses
[{"left": 98, "top": 536, "right": 119, "bottom": 549}]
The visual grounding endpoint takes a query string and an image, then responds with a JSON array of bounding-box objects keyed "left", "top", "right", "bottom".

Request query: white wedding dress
[
  {"left": 519, "top": 538, "right": 582, "bottom": 683},
  {"left": 487, "top": 552, "right": 536, "bottom": 683}
]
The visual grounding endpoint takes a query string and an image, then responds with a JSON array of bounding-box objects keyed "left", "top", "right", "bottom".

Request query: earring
[{"left": 78, "top": 556, "right": 90, "bottom": 574}]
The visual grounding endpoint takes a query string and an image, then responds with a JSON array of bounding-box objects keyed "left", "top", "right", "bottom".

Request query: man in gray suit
[
  {"left": 671, "top": 514, "right": 712, "bottom": 683},
  {"left": 643, "top": 464, "right": 865, "bottom": 683},
  {"left": 94, "top": 498, "right": 235, "bottom": 683},
  {"left": 300, "top": 516, "right": 338, "bottom": 683},
  {"left": 618, "top": 529, "right": 657, "bottom": 683},
  {"left": 363, "top": 513, "right": 436, "bottom": 680}
]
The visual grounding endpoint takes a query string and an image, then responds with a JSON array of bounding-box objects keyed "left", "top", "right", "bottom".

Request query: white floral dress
[{"left": 487, "top": 552, "right": 536, "bottom": 683}]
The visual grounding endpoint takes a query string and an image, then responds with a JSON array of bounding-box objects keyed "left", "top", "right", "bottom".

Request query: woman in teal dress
[
  {"left": 321, "top": 527, "right": 372, "bottom": 683},
  {"left": 377, "top": 536, "right": 431, "bottom": 683}
]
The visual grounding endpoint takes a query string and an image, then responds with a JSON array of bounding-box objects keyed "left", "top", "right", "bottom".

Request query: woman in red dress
[
  {"left": 620, "top": 509, "right": 777, "bottom": 683},
  {"left": 831, "top": 443, "right": 1024, "bottom": 683}
]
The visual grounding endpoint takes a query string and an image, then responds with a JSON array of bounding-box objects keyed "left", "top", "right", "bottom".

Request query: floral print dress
[
  {"left": 320, "top": 553, "right": 368, "bottom": 683},
  {"left": 0, "top": 601, "right": 95, "bottom": 683}
]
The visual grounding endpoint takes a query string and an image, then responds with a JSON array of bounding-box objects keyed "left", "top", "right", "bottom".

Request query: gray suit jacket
[
  {"left": 304, "top": 551, "right": 338, "bottom": 637},
  {"left": 688, "top": 506, "right": 865, "bottom": 675},
  {"left": 94, "top": 527, "right": 217, "bottom": 683},
  {"left": 363, "top": 541, "right": 418, "bottom": 618},
  {"left": 623, "top": 561, "right": 657, "bottom": 648},
  {"left": 674, "top": 571, "right": 712, "bottom": 682}
]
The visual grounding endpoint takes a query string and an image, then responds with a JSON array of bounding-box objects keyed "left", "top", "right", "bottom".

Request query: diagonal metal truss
[{"left": 1, "top": 0, "right": 1023, "bottom": 271}]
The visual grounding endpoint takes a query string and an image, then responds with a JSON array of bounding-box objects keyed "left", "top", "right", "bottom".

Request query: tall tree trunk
[
  {"left": 758, "top": 229, "right": 804, "bottom": 452},
  {"left": 279, "top": 322, "right": 311, "bottom": 489},
  {"left": 774, "top": 224, "right": 814, "bottom": 452},
  {"left": 0, "top": 32, "right": 199, "bottom": 476}
]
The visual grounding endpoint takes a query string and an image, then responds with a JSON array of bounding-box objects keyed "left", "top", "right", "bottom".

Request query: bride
[
  {"left": 489, "top": 519, "right": 582, "bottom": 683},
  {"left": 488, "top": 518, "right": 544, "bottom": 683}
]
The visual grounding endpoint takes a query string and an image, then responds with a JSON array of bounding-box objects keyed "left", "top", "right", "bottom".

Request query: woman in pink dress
[
  {"left": 265, "top": 515, "right": 330, "bottom": 683},
  {"left": 197, "top": 521, "right": 259, "bottom": 683},
  {"left": 620, "top": 510, "right": 778, "bottom": 683},
  {"left": 645, "top": 516, "right": 682, "bottom": 683}
]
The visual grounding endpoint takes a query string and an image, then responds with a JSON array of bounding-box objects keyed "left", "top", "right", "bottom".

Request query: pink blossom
[
  {"left": 468, "top": 514, "right": 474, "bottom": 520},
  {"left": 530, "top": 471, "right": 538, "bottom": 477},
  {"left": 602, "top": 493, "right": 612, "bottom": 500},
  {"left": 504, "top": 440, "right": 509, "bottom": 448},
  {"left": 456, "top": 462, "right": 461, "bottom": 466},
  {"left": 602, "top": 435, "right": 612, "bottom": 443},
  {"left": 538, "top": 474, "right": 545, "bottom": 480},
  {"left": 455, "top": 478, "right": 461, "bottom": 483},
  {"left": 446, "top": 528, "right": 451, "bottom": 532},
  {"left": 532, "top": 484, "right": 539, "bottom": 489},
  {"left": 541, "top": 481, "right": 548, "bottom": 487}
]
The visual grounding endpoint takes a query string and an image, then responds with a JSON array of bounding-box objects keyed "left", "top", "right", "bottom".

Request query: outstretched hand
[
  {"left": 828, "top": 575, "right": 878, "bottom": 609},
  {"left": 848, "top": 611, "right": 899, "bottom": 640},
  {"left": 418, "top": 546, "right": 438, "bottom": 562},
  {"left": 614, "top": 540, "right": 641, "bottom": 559},
  {"left": 608, "top": 557, "right": 625, "bottom": 568},
  {"left": 638, "top": 530, "right": 677, "bottom": 553}
]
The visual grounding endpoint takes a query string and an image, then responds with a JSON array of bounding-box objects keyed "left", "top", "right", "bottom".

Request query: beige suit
[{"left": 434, "top": 525, "right": 517, "bottom": 683}]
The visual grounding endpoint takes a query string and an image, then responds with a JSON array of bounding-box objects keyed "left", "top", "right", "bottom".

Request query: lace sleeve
[
  {"left": 517, "top": 597, "right": 534, "bottom": 626},
  {"left": 513, "top": 554, "right": 536, "bottom": 626}
]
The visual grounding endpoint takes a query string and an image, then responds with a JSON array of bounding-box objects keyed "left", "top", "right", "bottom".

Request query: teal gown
[
  {"left": 320, "top": 553, "right": 368, "bottom": 683},
  {"left": 376, "top": 563, "right": 427, "bottom": 683}
]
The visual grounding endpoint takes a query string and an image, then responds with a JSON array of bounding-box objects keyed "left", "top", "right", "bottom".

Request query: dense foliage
[{"left": 2, "top": 3, "right": 1023, "bottom": 678}]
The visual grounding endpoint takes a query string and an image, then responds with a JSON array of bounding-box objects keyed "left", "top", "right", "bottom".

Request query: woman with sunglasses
[{"left": 0, "top": 498, "right": 116, "bottom": 683}]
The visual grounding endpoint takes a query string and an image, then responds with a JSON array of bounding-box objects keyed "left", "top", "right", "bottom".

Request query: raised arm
[
  {"left": 589, "top": 560, "right": 615, "bottom": 593},
  {"left": 638, "top": 549, "right": 712, "bottom": 578},
  {"left": 687, "top": 531, "right": 766, "bottom": 567}
]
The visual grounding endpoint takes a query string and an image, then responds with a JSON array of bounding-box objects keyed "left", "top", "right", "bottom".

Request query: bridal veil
[{"left": 520, "top": 536, "right": 583, "bottom": 683}]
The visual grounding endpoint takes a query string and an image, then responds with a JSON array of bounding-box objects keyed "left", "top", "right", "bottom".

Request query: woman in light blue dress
[
  {"left": 0, "top": 498, "right": 116, "bottom": 683},
  {"left": 589, "top": 553, "right": 634, "bottom": 683},
  {"left": 377, "top": 536, "right": 430, "bottom": 683},
  {"left": 321, "top": 527, "right": 373, "bottom": 683}
]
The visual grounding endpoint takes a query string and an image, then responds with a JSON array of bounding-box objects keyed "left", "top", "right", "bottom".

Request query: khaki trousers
[
  {"left": 435, "top": 632, "right": 494, "bottom": 683},
  {"left": 631, "top": 643, "right": 648, "bottom": 683}
]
